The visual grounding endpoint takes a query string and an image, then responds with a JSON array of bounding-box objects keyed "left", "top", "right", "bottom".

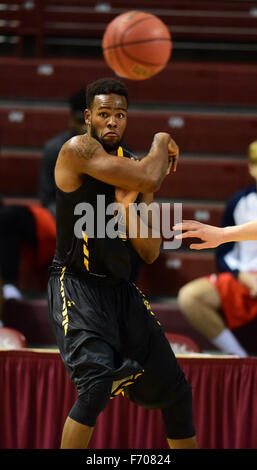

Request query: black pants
[
  {"left": 0, "top": 205, "right": 37, "bottom": 284},
  {"left": 48, "top": 269, "right": 195, "bottom": 438}
]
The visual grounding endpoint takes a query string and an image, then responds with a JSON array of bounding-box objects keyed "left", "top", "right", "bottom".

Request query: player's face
[{"left": 86, "top": 94, "right": 128, "bottom": 153}]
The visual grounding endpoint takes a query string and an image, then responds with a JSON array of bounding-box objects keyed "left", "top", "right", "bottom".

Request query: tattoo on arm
[{"left": 76, "top": 135, "right": 102, "bottom": 161}]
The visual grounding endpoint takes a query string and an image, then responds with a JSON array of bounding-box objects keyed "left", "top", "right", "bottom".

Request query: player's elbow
[
  {"left": 139, "top": 175, "right": 161, "bottom": 194},
  {"left": 141, "top": 243, "right": 161, "bottom": 264},
  {"left": 143, "top": 249, "right": 159, "bottom": 264}
]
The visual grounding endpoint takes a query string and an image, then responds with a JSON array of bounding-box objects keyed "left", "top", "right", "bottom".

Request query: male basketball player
[{"left": 48, "top": 78, "right": 197, "bottom": 449}]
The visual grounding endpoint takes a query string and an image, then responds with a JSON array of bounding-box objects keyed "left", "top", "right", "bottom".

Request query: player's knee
[
  {"left": 69, "top": 380, "right": 112, "bottom": 427},
  {"left": 161, "top": 386, "right": 196, "bottom": 440},
  {"left": 177, "top": 283, "right": 199, "bottom": 317}
]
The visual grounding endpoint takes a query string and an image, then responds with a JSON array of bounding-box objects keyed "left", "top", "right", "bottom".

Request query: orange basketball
[{"left": 102, "top": 10, "right": 172, "bottom": 80}]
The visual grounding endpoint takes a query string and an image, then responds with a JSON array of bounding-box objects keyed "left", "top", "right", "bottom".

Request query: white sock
[
  {"left": 212, "top": 328, "right": 248, "bottom": 357},
  {"left": 3, "top": 284, "right": 22, "bottom": 300}
]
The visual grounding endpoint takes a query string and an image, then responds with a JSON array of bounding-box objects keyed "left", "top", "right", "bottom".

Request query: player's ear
[{"left": 84, "top": 109, "right": 91, "bottom": 127}]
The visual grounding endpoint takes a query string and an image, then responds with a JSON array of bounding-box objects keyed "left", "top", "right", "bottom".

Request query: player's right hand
[{"left": 167, "top": 137, "right": 179, "bottom": 174}]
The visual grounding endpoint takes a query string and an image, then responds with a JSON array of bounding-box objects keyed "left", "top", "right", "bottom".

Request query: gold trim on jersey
[
  {"left": 110, "top": 372, "right": 144, "bottom": 398},
  {"left": 117, "top": 146, "right": 124, "bottom": 157},
  {"left": 60, "top": 266, "right": 69, "bottom": 335},
  {"left": 82, "top": 231, "right": 89, "bottom": 271},
  {"left": 133, "top": 283, "right": 161, "bottom": 326}
]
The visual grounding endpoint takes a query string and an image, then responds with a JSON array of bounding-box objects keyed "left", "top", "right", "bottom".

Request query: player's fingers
[
  {"left": 175, "top": 230, "right": 198, "bottom": 240},
  {"left": 166, "top": 160, "right": 172, "bottom": 175},
  {"left": 172, "top": 153, "right": 179, "bottom": 172},
  {"left": 189, "top": 242, "right": 212, "bottom": 250},
  {"left": 173, "top": 221, "right": 200, "bottom": 231}
]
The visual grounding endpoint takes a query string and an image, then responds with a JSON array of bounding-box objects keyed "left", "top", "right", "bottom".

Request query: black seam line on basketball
[
  {"left": 120, "top": 47, "right": 168, "bottom": 67},
  {"left": 120, "top": 14, "right": 158, "bottom": 41},
  {"left": 117, "top": 38, "right": 171, "bottom": 67},
  {"left": 103, "top": 38, "right": 171, "bottom": 51},
  {"left": 115, "top": 44, "right": 129, "bottom": 77}
]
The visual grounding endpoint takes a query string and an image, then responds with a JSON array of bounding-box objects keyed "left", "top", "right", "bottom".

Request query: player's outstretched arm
[
  {"left": 173, "top": 219, "right": 257, "bottom": 249},
  {"left": 55, "top": 133, "right": 178, "bottom": 194}
]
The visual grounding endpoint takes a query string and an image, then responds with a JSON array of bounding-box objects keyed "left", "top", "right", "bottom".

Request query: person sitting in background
[
  {"left": 0, "top": 89, "right": 87, "bottom": 326},
  {"left": 176, "top": 140, "right": 257, "bottom": 357}
]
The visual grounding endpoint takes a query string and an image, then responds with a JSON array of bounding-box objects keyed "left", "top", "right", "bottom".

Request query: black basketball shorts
[{"left": 48, "top": 268, "right": 192, "bottom": 410}]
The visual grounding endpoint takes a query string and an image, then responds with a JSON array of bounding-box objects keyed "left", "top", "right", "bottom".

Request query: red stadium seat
[
  {"left": 0, "top": 151, "right": 41, "bottom": 195},
  {"left": 165, "top": 332, "right": 201, "bottom": 353},
  {"left": 2, "top": 299, "right": 56, "bottom": 346},
  {"left": 156, "top": 157, "right": 253, "bottom": 201},
  {"left": 136, "top": 251, "right": 216, "bottom": 297},
  {"left": 0, "top": 327, "right": 27, "bottom": 349}
]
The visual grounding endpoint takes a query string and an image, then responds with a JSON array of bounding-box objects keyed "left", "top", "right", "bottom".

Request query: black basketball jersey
[{"left": 52, "top": 145, "right": 142, "bottom": 281}]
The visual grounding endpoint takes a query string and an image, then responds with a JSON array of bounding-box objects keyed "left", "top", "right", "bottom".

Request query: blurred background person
[
  {"left": 177, "top": 141, "right": 257, "bottom": 357},
  {"left": 0, "top": 89, "right": 87, "bottom": 326}
]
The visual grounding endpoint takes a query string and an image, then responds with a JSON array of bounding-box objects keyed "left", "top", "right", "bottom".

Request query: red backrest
[{"left": 0, "top": 327, "right": 27, "bottom": 349}]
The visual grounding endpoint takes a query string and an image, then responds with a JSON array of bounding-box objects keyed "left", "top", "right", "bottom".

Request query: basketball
[{"left": 102, "top": 11, "right": 172, "bottom": 80}]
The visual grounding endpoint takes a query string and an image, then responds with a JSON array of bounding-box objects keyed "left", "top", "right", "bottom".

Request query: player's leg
[
  {"left": 167, "top": 436, "right": 198, "bottom": 449},
  {"left": 126, "top": 310, "right": 197, "bottom": 447},
  {"left": 162, "top": 387, "right": 197, "bottom": 449},
  {"left": 61, "top": 417, "right": 94, "bottom": 449},
  {"left": 60, "top": 378, "right": 113, "bottom": 448},
  {"left": 177, "top": 277, "right": 224, "bottom": 339},
  {"left": 178, "top": 276, "right": 248, "bottom": 356}
]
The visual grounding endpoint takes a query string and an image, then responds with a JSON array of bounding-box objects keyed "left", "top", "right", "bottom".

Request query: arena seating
[
  {"left": 0, "top": 151, "right": 252, "bottom": 199},
  {"left": 1, "top": 58, "right": 257, "bottom": 106},
  {"left": 1, "top": 0, "right": 257, "bottom": 350},
  {"left": 137, "top": 251, "right": 216, "bottom": 297},
  {"left": 2, "top": 297, "right": 215, "bottom": 350},
  {"left": 1, "top": 105, "right": 257, "bottom": 154},
  {"left": 4, "top": 295, "right": 257, "bottom": 354},
  {"left": 1, "top": 1, "right": 257, "bottom": 57},
  {"left": 40, "top": 6, "right": 257, "bottom": 43}
]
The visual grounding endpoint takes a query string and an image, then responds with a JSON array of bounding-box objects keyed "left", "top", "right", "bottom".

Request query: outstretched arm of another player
[
  {"left": 55, "top": 133, "right": 178, "bottom": 194},
  {"left": 173, "top": 220, "right": 257, "bottom": 249}
]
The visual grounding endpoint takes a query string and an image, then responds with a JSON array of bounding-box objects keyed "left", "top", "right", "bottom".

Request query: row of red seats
[
  {"left": 1, "top": 195, "right": 225, "bottom": 227},
  {"left": 2, "top": 297, "right": 214, "bottom": 350},
  {"left": 0, "top": 105, "right": 256, "bottom": 154},
  {"left": 1, "top": 58, "right": 257, "bottom": 106},
  {"left": 50, "top": 0, "right": 257, "bottom": 12},
  {"left": 4, "top": 290, "right": 257, "bottom": 352},
  {"left": 1, "top": 1, "right": 257, "bottom": 57},
  {"left": 14, "top": 249, "right": 215, "bottom": 296},
  {"left": 0, "top": 151, "right": 252, "bottom": 200}
]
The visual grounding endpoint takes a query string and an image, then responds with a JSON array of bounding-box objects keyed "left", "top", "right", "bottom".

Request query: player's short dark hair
[{"left": 86, "top": 77, "right": 128, "bottom": 110}]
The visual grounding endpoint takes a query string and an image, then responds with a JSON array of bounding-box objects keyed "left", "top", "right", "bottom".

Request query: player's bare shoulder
[{"left": 63, "top": 134, "right": 103, "bottom": 162}]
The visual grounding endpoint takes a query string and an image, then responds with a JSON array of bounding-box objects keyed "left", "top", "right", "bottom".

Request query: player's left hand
[
  {"left": 167, "top": 137, "right": 179, "bottom": 174},
  {"left": 115, "top": 187, "right": 139, "bottom": 208},
  {"left": 173, "top": 220, "right": 224, "bottom": 249}
]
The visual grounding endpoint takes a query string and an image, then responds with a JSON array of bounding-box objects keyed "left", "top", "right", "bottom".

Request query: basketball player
[{"left": 48, "top": 78, "right": 197, "bottom": 449}]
